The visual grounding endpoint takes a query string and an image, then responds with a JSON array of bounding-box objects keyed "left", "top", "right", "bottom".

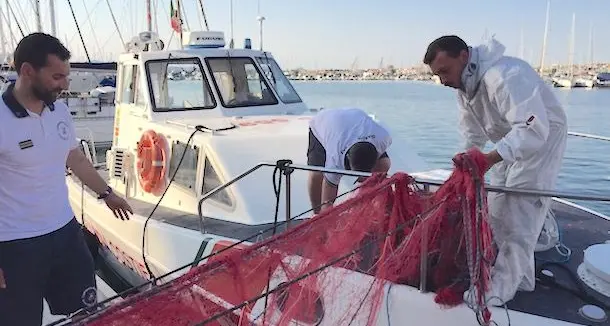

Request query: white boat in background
[
  {"left": 0, "top": 65, "right": 117, "bottom": 148},
  {"left": 62, "top": 82, "right": 117, "bottom": 149},
  {"left": 552, "top": 76, "right": 594, "bottom": 89},
  {"left": 58, "top": 30, "right": 610, "bottom": 326},
  {"left": 573, "top": 77, "right": 594, "bottom": 88},
  {"left": 552, "top": 13, "right": 596, "bottom": 89},
  {"left": 595, "top": 72, "right": 610, "bottom": 88},
  {"left": 553, "top": 77, "right": 574, "bottom": 88}
]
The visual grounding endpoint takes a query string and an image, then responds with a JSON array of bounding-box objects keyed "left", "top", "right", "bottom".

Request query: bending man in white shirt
[{"left": 307, "top": 107, "right": 392, "bottom": 213}]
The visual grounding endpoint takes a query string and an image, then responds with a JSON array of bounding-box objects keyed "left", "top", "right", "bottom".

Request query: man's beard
[{"left": 31, "top": 80, "right": 60, "bottom": 104}]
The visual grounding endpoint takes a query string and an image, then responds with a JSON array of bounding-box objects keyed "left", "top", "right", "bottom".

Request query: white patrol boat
[{"left": 62, "top": 30, "right": 610, "bottom": 326}]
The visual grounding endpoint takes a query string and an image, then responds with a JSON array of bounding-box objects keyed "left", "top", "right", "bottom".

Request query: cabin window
[
  {"left": 76, "top": 140, "right": 111, "bottom": 165},
  {"left": 135, "top": 68, "right": 148, "bottom": 106},
  {"left": 256, "top": 57, "right": 302, "bottom": 104},
  {"left": 167, "top": 141, "right": 199, "bottom": 192},
  {"left": 205, "top": 57, "right": 278, "bottom": 108},
  {"left": 119, "top": 64, "right": 137, "bottom": 104},
  {"left": 202, "top": 157, "right": 232, "bottom": 206},
  {"left": 145, "top": 58, "right": 216, "bottom": 112}
]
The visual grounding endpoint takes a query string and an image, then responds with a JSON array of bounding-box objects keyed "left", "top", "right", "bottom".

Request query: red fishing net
[{"left": 76, "top": 148, "right": 496, "bottom": 326}]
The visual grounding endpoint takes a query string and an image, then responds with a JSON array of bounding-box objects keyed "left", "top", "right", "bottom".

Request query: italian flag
[{"left": 170, "top": 0, "right": 181, "bottom": 33}]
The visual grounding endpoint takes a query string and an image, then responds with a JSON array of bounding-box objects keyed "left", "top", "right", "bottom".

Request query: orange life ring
[{"left": 136, "top": 130, "right": 168, "bottom": 194}]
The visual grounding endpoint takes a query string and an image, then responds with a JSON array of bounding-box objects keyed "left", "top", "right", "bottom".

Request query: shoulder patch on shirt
[{"left": 18, "top": 139, "right": 34, "bottom": 149}]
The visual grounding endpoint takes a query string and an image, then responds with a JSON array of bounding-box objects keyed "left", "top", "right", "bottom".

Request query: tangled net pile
[{"left": 77, "top": 148, "right": 496, "bottom": 326}]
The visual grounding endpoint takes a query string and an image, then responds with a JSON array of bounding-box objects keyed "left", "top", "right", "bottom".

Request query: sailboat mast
[
  {"left": 35, "top": 0, "right": 42, "bottom": 32},
  {"left": 49, "top": 0, "right": 57, "bottom": 36},
  {"left": 519, "top": 27, "right": 524, "bottom": 59},
  {"left": 0, "top": 2, "right": 6, "bottom": 58},
  {"left": 146, "top": 0, "right": 152, "bottom": 31},
  {"left": 104, "top": 0, "right": 125, "bottom": 50},
  {"left": 568, "top": 13, "right": 575, "bottom": 77},
  {"left": 177, "top": 0, "right": 183, "bottom": 48},
  {"left": 588, "top": 22, "right": 594, "bottom": 64},
  {"left": 539, "top": 0, "right": 550, "bottom": 74}
]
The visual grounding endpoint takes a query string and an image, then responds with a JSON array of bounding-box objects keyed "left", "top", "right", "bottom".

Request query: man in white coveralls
[{"left": 423, "top": 35, "right": 568, "bottom": 304}]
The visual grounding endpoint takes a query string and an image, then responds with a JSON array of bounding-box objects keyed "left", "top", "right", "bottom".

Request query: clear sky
[{"left": 6, "top": 0, "right": 610, "bottom": 69}]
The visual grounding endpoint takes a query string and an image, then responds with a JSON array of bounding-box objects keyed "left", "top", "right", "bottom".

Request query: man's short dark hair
[
  {"left": 13, "top": 32, "right": 71, "bottom": 74},
  {"left": 345, "top": 142, "right": 378, "bottom": 172},
  {"left": 423, "top": 35, "right": 468, "bottom": 65}
]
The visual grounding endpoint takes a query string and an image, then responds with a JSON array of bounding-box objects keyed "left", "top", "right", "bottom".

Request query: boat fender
[{"left": 136, "top": 130, "right": 168, "bottom": 194}]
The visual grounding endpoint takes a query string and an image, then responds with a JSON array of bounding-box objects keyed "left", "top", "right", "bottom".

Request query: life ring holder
[{"left": 136, "top": 130, "right": 169, "bottom": 195}]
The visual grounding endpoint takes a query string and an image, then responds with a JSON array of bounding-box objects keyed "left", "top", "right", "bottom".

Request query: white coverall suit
[{"left": 456, "top": 38, "right": 568, "bottom": 304}]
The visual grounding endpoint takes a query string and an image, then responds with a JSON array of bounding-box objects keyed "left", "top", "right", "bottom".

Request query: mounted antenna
[
  {"left": 229, "top": 0, "right": 234, "bottom": 48},
  {"left": 256, "top": 0, "right": 265, "bottom": 51}
]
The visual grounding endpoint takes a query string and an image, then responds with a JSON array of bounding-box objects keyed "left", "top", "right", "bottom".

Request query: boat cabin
[{"left": 105, "top": 31, "right": 337, "bottom": 227}]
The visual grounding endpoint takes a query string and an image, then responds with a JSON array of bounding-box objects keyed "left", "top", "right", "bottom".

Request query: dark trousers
[{"left": 0, "top": 218, "right": 96, "bottom": 326}]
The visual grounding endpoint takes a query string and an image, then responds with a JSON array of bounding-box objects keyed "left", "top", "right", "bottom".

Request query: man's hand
[
  {"left": 104, "top": 193, "right": 133, "bottom": 220},
  {"left": 0, "top": 268, "right": 6, "bottom": 289},
  {"left": 484, "top": 150, "right": 503, "bottom": 172},
  {"left": 452, "top": 149, "right": 503, "bottom": 174}
]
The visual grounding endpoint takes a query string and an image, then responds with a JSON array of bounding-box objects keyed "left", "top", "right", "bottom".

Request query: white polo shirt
[
  {"left": 0, "top": 84, "right": 79, "bottom": 241},
  {"left": 309, "top": 107, "right": 392, "bottom": 185}
]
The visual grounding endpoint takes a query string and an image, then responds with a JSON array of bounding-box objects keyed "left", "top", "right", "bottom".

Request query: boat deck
[{"left": 507, "top": 200, "right": 610, "bottom": 326}]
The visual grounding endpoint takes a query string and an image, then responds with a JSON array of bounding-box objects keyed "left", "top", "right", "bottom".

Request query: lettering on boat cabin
[{"left": 237, "top": 118, "right": 289, "bottom": 127}]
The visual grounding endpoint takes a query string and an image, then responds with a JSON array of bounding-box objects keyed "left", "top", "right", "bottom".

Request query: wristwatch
[{"left": 97, "top": 186, "right": 113, "bottom": 200}]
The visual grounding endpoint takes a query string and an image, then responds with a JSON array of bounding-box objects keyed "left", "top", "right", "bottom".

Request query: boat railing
[
  {"left": 568, "top": 131, "right": 610, "bottom": 142},
  {"left": 196, "top": 160, "right": 610, "bottom": 293},
  {"left": 76, "top": 134, "right": 106, "bottom": 169},
  {"left": 79, "top": 139, "right": 97, "bottom": 165}
]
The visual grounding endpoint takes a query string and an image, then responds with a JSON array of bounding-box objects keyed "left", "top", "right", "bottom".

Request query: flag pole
[{"left": 177, "top": 0, "right": 183, "bottom": 49}]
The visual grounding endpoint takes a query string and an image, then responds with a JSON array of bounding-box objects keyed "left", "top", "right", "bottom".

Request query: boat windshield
[
  {"left": 255, "top": 56, "right": 302, "bottom": 104},
  {"left": 145, "top": 57, "right": 216, "bottom": 112},
  {"left": 205, "top": 57, "right": 279, "bottom": 108}
]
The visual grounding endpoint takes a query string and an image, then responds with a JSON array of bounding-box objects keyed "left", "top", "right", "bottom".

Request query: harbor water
[{"left": 293, "top": 80, "right": 610, "bottom": 216}]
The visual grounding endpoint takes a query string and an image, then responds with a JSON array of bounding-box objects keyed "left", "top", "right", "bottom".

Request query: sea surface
[{"left": 291, "top": 80, "right": 610, "bottom": 215}]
